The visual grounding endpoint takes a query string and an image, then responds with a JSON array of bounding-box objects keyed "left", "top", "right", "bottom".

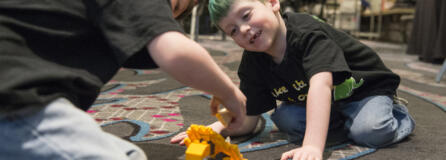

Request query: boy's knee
[
  {"left": 271, "top": 106, "right": 306, "bottom": 134},
  {"left": 272, "top": 117, "right": 301, "bottom": 134},
  {"left": 349, "top": 119, "right": 398, "bottom": 147},
  {"left": 271, "top": 113, "right": 293, "bottom": 133}
]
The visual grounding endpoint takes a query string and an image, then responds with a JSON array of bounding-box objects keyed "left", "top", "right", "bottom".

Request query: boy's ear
[{"left": 267, "top": 0, "right": 281, "bottom": 12}]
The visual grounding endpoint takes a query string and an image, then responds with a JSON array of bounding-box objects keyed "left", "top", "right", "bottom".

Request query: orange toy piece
[
  {"left": 211, "top": 97, "right": 233, "bottom": 127},
  {"left": 185, "top": 142, "right": 210, "bottom": 160},
  {"left": 215, "top": 108, "right": 232, "bottom": 127},
  {"left": 184, "top": 124, "right": 247, "bottom": 160}
]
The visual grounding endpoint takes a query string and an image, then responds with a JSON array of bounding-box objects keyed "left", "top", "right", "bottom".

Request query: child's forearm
[
  {"left": 148, "top": 31, "right": 246, "bottom": 129},
  {"left": 147, "top": 31, "right": 237, "bottom": 100},
  {"left": 302, "top": 72, "right": 333, "bottom": 152}
]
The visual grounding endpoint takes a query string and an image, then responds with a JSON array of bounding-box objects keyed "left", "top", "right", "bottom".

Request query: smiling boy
[{"left": 171, "top": 0, "right": 415, "bottom": 159}]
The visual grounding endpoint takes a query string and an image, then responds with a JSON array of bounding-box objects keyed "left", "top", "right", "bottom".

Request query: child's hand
[
  {"left": 170, "top": 122, "right": 226, "bottom": 146},
  {"left": 211, "top": 89, "right": 246, "bottom": 131},
  {"left": 280, "top": 146, "right": 322, "bottom": 160},
  {"left": 170, "top": 131, "right": 187, "bottom": 145}
]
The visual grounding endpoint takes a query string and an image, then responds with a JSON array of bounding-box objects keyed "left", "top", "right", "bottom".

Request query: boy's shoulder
[
  {"left": 283, "top": 12, "right": 312, "bottom": 19},
  {"left": 283, "top": 12, "right": 324, "bottom": 33},
  {"left": 283, "top": 12, "right": 322, "bottom": 24}
]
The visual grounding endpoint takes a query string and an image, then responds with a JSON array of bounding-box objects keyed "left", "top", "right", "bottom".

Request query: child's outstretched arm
[
  {"left": 281, "top": 72, "right": 333, "bottom": 160},
  {"left": 147, "top": 31, "right": 246, "bottom": 130}
]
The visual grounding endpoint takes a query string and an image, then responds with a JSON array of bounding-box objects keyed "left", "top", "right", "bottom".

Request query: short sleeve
[
  {"left": 238, "top": 53, "right": 276, "bottom": 115},
  {"left": 298, "top": 30, "right": 351, "bottom": 85},
  {"left": 95, "top": 0, "right": 184, "bottom": 65}
]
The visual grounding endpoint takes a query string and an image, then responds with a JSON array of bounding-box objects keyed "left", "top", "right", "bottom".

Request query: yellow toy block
[
  {"left": 184, "top": 124, "right": 247, "bottom": 160},
  {"left": 211, "top": 97, "right": 233, "bottom": 127},
  {"left": 185, "top": 143, "right": 210, "bottom": 160},
  {"left": 215, "top": 108, "right": 232, "bottom": 127}
]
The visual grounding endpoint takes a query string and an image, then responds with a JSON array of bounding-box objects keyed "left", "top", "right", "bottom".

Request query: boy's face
[
  {"left": 218, "top": 0, "right": 281, "bottom": 52},
  {"left": 171, "top": 0, "right": 198, "bottom": 19}
]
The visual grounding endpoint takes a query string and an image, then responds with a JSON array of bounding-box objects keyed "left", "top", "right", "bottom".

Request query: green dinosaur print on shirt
[
  {"left": 333, "top": 77, "right": 364, "bottom": 101},
  {"left": 311, "top": 15, "right": 325, "bottom": 23}
]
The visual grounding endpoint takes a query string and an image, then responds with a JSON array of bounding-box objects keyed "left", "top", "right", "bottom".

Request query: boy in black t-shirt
[
  {"left": 171, "top": 0, "right": 415, "bottom": 159},
  {"left": 0, "top": 0, "right": 247, "bottom": 159}
]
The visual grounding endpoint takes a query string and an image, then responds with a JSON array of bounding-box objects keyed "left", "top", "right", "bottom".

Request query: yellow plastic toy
[
  {"left": 211, "top": 97, "right": 232, "bottom": 127},
  {"left": 184, "top": 124, "right": 247, "bottom": 160}
]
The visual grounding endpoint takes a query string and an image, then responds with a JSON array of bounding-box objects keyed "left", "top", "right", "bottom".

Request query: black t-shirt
[
  {"left": 238, "top": 13, "right": 400, "bottom": 116},
  {"left": 0, "top": 0, "right": 183, "bottom": 112}
]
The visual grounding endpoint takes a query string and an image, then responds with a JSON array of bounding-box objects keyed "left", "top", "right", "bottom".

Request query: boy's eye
[{"left": 242, "top": 10, "right": 251, "bottom": 20}]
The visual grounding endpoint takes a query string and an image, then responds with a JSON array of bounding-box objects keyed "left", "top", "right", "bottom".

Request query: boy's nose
[{"left": 239, "top": 24, "right": 250, "bottom": 34}]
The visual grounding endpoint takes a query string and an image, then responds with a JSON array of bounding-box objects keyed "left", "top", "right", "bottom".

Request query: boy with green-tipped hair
[{"left": 172, "top": 0, "right": 415, "bottom": 159}]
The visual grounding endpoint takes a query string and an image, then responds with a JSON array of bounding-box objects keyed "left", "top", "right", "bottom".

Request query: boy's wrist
[{"left": 302, "top": 143, "right": 324, "bottom": 154}]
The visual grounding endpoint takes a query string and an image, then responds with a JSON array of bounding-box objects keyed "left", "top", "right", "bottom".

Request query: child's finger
[
  {"left": 210, "top": 97, "right": 221, "bottom": 115},
  {"left": 170, "top": 132, "right": 187, "bottom": 145},
  {"left": 280, "top": 150, "right": 294, "bottom": 160},
  {"left": 180, "top": 139, "right": 185, "bottom": 145}
]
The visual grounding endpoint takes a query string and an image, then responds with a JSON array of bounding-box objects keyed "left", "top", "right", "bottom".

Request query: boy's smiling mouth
[{"left": 249, "top": 30, "right": 262, "bottom": 44}]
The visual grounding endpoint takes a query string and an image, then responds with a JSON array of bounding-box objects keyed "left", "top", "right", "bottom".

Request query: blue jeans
[
  {"left": 271, "top": 95, "right": 415, "bottom": 148},
  {"left": 0, "top": 98, "right": 147, "bottom": 160}
]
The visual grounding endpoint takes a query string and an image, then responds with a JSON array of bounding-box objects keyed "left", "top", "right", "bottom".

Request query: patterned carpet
[{"left": 88, "top": 38, "right": 446, "bottom": 160}]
